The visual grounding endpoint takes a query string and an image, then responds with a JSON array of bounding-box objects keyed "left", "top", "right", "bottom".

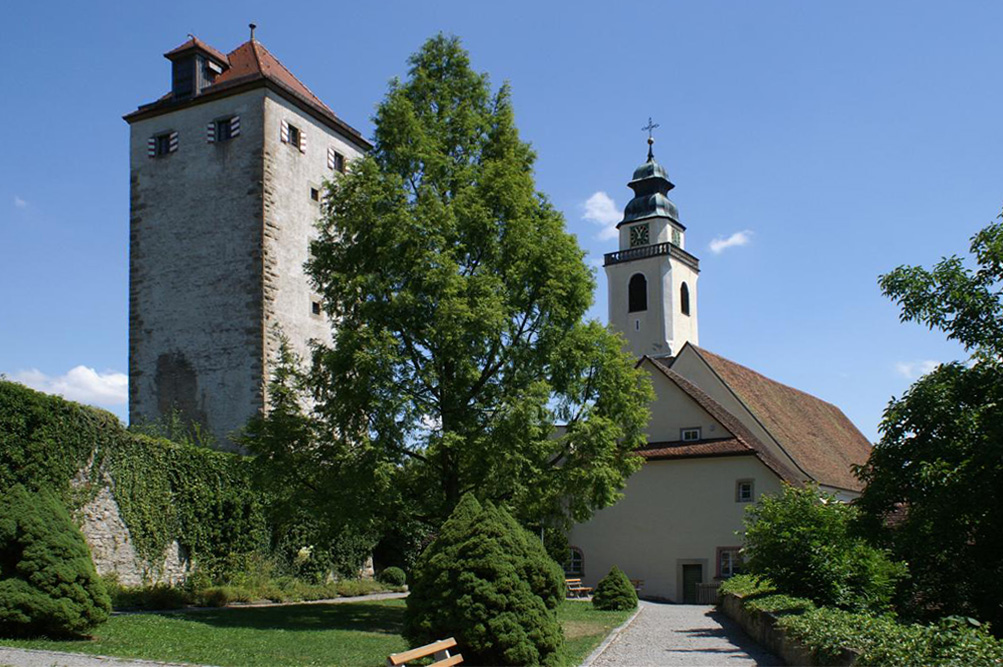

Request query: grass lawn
[{"left": 0, "top": 599, "right": 633, "bottom": 666}]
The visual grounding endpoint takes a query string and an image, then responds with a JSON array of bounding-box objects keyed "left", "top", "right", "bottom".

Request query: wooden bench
[
  {"left": 565, "top": 577, "right": 593, "bottom": 598},
  {"left": 387, "top": 637, "right": 463, "bottom": 667},
  {"left": 630, "top": 578, "right": 644, "bottom": 594}
]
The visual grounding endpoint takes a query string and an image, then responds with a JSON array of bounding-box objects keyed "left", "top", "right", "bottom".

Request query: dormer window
[
  {"left": 681, "top": 427, "right": 701, "bottom": 442},
  {"left": 172, "top": 57, "right": 195, "bottom": 98}
]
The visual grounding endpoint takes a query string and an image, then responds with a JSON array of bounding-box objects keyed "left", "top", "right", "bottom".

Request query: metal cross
[{"left": 642, "top": 117, "right": 660, "bottom": 140}]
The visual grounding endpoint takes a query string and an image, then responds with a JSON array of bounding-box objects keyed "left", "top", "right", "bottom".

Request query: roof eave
[{"left": 123, "top": 78, "right": 372, "bottom": 152}]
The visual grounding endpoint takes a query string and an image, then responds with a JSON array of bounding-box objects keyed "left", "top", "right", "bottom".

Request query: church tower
[
  {"left": 604, "top": 132, "right": 699, "bottom": 358},
  {"left": 124, "top": 30, "right": 370, "bottom": 449}
]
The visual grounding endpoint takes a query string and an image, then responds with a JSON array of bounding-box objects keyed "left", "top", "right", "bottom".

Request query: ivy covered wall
[{"left": 0, "top": 380, "right": 269, "bottom": 582}]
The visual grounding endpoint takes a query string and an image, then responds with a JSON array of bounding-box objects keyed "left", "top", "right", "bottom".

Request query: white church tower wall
[{"left": 605, "top": 136, "right": 699, "bottom": 358}]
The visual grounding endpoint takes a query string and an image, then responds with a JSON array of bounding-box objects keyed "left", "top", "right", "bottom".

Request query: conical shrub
[
  {"left": 0, "top": 485, "right": 111, "bottom": 637},
  {"left": 404, "top": 494, "right": 563, "bottom": 666},
  {"left": 592, "top": 565, "right": 637, "bottom": 611}
]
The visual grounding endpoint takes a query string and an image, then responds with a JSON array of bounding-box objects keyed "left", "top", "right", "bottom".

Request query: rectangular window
[
  {"left": 736, "top": 479, "right": 754, "bottom": 503},
  {"left": 717, "top": 547, "right": 743, "bottom": 579},
  {"left": 149, "top": 132, "right": 177, "bottom": 158},
  {"left": 155, "top": 134, "right": 171, "bottom": 156},
  {"left": 333, "top": 151, "right": 345, "bottom": 173},
  {"left": 310, "top": 187, "right": 320, "bottom": 202},
  {"left": 288, "top": 124, "right": 301, "bottom": 148},
  {"left": 681, "top": 427, "right": 701, "bottom": 442},
  {"left": 215, "top": 118, "right": 233, "bottom": 142},
  {"left": 311, "top": 300, "right": 322, "bottom": 316}
]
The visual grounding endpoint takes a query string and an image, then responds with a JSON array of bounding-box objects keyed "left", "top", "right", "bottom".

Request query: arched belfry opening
[
  {"left": 681, "top": 282, "right": 690, "bottom": 316},
  {"left": 629, "top": 273, "right": 647, "bottom": 312}
]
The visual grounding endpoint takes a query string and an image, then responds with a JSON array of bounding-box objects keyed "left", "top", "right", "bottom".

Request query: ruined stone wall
[
  {"left": 77, "top": 484, "right": 189, "bottom": 586},
  {"left": 128, "top": 89, "right": 267, "bottom": 450}
]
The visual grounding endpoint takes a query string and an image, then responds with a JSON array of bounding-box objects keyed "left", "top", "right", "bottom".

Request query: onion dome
[{"left": 620, "top": 137, "right": 681, "bottom": 226}]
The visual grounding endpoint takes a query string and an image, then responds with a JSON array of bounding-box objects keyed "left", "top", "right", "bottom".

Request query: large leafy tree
[
  {"left": 302, "top": 35, "right": 651, "bottom": 530},
  {"left": 856, "top": 214, "right": 1003, "bottom": 629}
]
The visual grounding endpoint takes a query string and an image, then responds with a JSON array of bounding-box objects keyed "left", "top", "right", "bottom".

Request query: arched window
[
  {"left": 680, "top": 282, "right": 690, "bottom": 316},
  {"left": 565, "top": 547, "right": 584, "bottom": 576},
  {"left": 628, "top": 274, "right": 647, "bottom": 313}
]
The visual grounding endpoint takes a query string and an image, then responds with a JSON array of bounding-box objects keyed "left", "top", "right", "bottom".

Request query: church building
[
  {"left": 124, "top": 30, "right": 369, "bottom": 449},
  {"left": 567, "top": 136, "right": 873, "bottom": 603}
]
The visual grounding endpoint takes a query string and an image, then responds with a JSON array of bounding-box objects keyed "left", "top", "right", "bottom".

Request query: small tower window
[
  {"left": 680, "top": 282, "right": 690, "bottom": 316},
  {"left": 310, "top": 188, "right": 320, "bottom": 202},
  {"left": 628, "top": 274, "right": 647, "bottom": 313},
  {"left": 311, "top": 300, "right": 322, "bottom": 316}
]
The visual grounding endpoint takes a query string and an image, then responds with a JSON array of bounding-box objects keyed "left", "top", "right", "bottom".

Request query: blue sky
[{"left": 2, "top": 1, "right": 999, "bottom": 441}]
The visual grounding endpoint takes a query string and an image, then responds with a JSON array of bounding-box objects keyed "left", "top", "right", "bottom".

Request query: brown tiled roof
[
  {"left": 164, "top": 36, "right": 229, "bottom": 65},
  {"left": 689, "top": 346, "right": 872, "bottom": 492},
  {"left": 126, "top": 37, "right": 370, "bottom": 150},
  {"left": 643, "top": 357, "right": 802, "bottom": 483},
  {"left": 638, "top": 438, "right": 752, "bottom": 461}
]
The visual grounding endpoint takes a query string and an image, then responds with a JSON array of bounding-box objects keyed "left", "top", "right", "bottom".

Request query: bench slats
[
  {"left": 388, "top": 638, "right": 458, "bottom": 666},
  {"left": 431, "top": 654, "right": 464, "bottom": 667}
]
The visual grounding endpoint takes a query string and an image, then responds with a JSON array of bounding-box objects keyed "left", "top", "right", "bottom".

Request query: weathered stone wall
[
  {"left": 129, "top": 89, "right": 267, "bottom": 450},
  {"left": 261, "top": 91, "right": 366, "bottom": 383},
  {"left": 76, "top": 484, "right": 189, "bottom": 586}
]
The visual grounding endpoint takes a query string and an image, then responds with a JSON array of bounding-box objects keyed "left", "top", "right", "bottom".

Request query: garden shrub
[
  {"left": 0, "top": 485, "right": 111, "bottom": 637},
  {"left": 743, "top": 484, "right": 906, "bottom": 611},
  {"left": 377, "top": 566, "right": 406, "bottom": 587},
  {"left": 720, "top": 575, "right": 1003, "bottom": 666},
  {"left": 592, "top": 566, "right": 638, "bottom": 611},
  {"left": 405, "top": 494, "right": 563, "bottom": 666}
]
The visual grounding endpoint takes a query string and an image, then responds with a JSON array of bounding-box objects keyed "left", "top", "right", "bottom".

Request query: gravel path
[
  {"left": 589, "top": 601, "right": 782, "bottom": 666},
  {"left": 0, "top": 647, "right": 204, "bottom": 667}
]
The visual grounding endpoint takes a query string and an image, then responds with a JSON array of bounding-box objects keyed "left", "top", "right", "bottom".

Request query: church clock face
[{"left": 630, "top": 224, "right": 650, "bottom": 248}]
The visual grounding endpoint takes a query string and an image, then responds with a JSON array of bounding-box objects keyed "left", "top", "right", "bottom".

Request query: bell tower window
[
  {"left": 681, "top": 282, "right": 690, "bottom": 316},
  {"left": 628, "top": 274, "right": 647, "bottom": 313}
]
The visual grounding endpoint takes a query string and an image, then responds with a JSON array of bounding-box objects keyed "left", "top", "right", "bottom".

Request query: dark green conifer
[
  {"left": 592, "top": 566, "right": 638, "bottom": 611},
  {"left": 0, "top": 485, "right": 111, "bottom": 637},
  {"left": 404, "top": 494, "right": 563, "bottom": 666}
]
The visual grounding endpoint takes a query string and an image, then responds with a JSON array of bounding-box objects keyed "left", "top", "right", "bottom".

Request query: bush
[
  {"left": 378, "top": 566, "right": 406, "bottom": 587},
  {"left": 592, "top": 566, "right": 638, "bottom": 611},
  {"left": 103, "top": 579, "right": 192, "bottom": 610},
  {"left": 721, "top": 575, "right": 1003, "bottom": 665},
  {"left": 0, "top": 485, "right": 111, "bottom": 637},
  {"left": 743, "top": 484, "right": 906, "bottom": 611},
  {"left": 405, "top": 494, "right": 563, "bottom": 666}
]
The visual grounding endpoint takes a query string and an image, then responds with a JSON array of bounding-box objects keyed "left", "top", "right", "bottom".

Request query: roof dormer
[{"left": 164, "top": 36, "right": 229, "bottom": 99}]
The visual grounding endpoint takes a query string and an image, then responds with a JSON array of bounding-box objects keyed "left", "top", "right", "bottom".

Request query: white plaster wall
[
  {"left": 568, "top": 456, "right": 783, "bottom": 601},
  {"left": 606, "top": 255, "right": 670, "bottom": 358},
  {"left": 129, "top": 89, "right": 267, "bottom": 450},
  {"left": 261, "top": 92, "right": 365, "bottom": 379},
  {"left": 643, "top": 362, "right": 727, "bottom": 442},
  {"left": 669, "top": 262, "right": 699, "bottom": 351}
]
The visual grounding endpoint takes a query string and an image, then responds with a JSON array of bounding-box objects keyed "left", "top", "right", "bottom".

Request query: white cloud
[
  {"left": 581, "top": 191, "right": 621, "bottom": 241},
  {"left": 709, "top": 230, "right": 753, "bottom": 254},
  {"left": 12, "top": 366, "right": 127, "bottom": 406},
  {"left": 13, "top": 196, "right": 27, "bottom": 209},
  {"left": 894, "top": 360, "right": 940, "bottom": 379}
]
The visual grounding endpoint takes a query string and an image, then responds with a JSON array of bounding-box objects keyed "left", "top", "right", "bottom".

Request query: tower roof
[
  {"left": 618, "top": 138, "right": 681, "bottom": 228},
  {"left": 125, "top": 34, "right": 371, "bottom": 151}
]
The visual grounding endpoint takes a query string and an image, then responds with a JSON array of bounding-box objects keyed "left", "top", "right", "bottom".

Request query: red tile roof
[
  {"left": 643, "top": 357, "right": 803, "bottom": 483},
  {"left": 126, "top": 37, "right": 370, "bottom": 150},
  {"left": 688, "top": 346, "right": 872, "bottom": 492},
  {"left": 637, "top": 438, "right": 752, "bottom": 461},
  {"left": 164, "top": 36, "right": 229, "bottom": 65}
]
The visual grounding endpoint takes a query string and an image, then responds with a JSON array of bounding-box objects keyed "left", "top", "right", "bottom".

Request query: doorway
[{"left": 682, "top": 564, "right": 703, "bottom": 603}]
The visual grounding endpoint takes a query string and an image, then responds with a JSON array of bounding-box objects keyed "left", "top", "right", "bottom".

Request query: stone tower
[
  {"left": 604, "top": 136, "right": 699, "bottom": 358},
  {"left": 124, "top": 31, "right": 370, "bottom": 450}
]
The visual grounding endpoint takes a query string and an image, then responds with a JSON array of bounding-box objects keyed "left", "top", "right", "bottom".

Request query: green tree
[
  {"left": 304, "top": 34, "right": 651, "bottom": 529},
  {"left": 0, "top": 485, "right": 111, "bottom": 637},
  {"left": 856, "top": 215, "right": 1003, "bottom": 629},
  {"left": 404, "top": 494, "right": 563, "bottom": 666},
  {"left": 743, "top": 484, "right": 905, "bottom": 612}
]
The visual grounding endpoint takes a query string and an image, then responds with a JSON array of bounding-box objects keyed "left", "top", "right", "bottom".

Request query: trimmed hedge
[
  {"left": 377, "top": 566, "right": 406, "bottom": 587},
  {"left": 592, "top": 566, "right": 637, "bottom": 611},
  {"left": 0, "top": 485, "right": 111, "bottom": 637},
  {"left": 721, "top": 575, "right": 1003, "bottom": 666},
  {"left": 405, "top": 494, "right": 563, "bottom": 666}
]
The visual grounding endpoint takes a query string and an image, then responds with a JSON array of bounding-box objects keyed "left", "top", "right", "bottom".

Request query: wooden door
[{"left": 682, "top": 564, "right": 702, "bottom": 603}]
